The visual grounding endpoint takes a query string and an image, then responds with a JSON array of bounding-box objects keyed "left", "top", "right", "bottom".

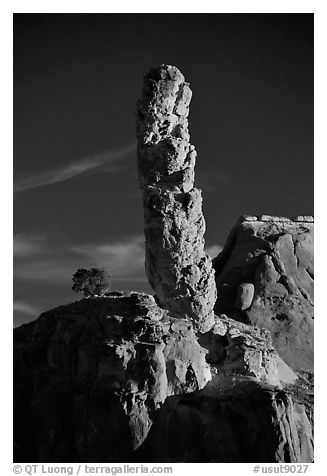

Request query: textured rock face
[
  {"left": 136, "top": 378, "right": 313, "bottom": 463},
  {"left": 213, "top": 215, "right": 314, "bottom": 375},
  {"left": 14, "top": 292, "right": 313, "bottom": 463},
  {"left": 14, "top": 292, "right": 210, "bottom": 462},
  {"left": 136, "top": 65, "right": 216, "bottom": 332}
]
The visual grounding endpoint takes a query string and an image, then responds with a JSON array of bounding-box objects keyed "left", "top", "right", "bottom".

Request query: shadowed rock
[
  {"left": 136, "top": 64, "right": 216, "bottom": 332},
  {"left": 14, "top": 292, "right": 313, "bottom": 463},
  {"left": 14, "top": 292, "right": 211, "bottom": 462}
]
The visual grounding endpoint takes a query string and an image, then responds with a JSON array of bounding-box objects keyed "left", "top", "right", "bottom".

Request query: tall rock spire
[{"left": 136, "top": 64, "right": 216, "bottom": 332}]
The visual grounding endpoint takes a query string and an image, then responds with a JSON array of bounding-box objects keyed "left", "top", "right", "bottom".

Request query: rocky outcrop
[
  {"left": 213, "top": 215, "right": 314, "bottom": 375},
  {"left": 14, "top": 292, "right": 313, "bottom": 463},
  {"left": 14, "top": 292, "right": 210, "bottom": 462},
  {"left": 136, "top": 65, "right": 216, "bottom": 332}
]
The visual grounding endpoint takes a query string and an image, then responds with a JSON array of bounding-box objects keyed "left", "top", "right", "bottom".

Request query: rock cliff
[
  {"left": 136, "top": 65, "right": 216, "bottom": 332},
  {"left": 14, "top": 291, "right": 313, "bottom": 463},
  {"left": 14, "top": 292, "right": 210, "bottom": 462},
  {"left": 13, "top": 66, "right": 313, "bottom": 463},
  {"left": 213, "top": 215, "right": 314, "bottom": 376}
]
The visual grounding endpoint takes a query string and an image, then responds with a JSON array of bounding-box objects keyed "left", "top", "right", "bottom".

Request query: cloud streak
[
  {"left": 14, "top": 233, "right": 47, "bottom": 256},
  {"left": 13, "top": 301, "right": 39, "bottom": 317},
  {"left": 14, "top": 143, "right": 136, "bottom": 193},
  {"left": 14, "top": 234, "right": 147, "bottom": 285},
  {"left": 71, "top": 236, "right": 145, "bottom": 277},
  {"left": 14, "top": 233, "right": 223, "bottom": 284}
]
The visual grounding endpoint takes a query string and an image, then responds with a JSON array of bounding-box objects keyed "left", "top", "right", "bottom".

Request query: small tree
[{"left": 72, "top": 267, "right": 111, "bottom": 297}]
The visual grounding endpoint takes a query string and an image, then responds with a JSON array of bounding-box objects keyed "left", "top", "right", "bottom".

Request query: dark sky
[{"left": 13, "top": 13, "right": 313, "bottom": 326}]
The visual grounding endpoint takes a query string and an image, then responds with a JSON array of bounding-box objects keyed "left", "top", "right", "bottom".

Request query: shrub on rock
[{"left": 72, "top": 267, "right": 110, "bottom": 297}]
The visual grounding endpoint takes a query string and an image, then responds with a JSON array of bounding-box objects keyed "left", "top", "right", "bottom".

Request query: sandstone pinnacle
[{"left": 136, "top": 64, "right": 216, "bottom": 332}]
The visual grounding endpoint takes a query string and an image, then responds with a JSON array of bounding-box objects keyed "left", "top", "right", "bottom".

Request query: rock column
[{"left": 136, "top": 64, "right": 216, "bottom": 332}]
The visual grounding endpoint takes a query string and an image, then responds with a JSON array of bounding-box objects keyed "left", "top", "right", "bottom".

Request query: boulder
[{"left": 235, "top": 282, "right": 255, "bottom": 311}]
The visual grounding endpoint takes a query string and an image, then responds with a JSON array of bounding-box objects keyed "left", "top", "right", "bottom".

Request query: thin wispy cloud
[
  {"left": 71, "top": 236, "right": 145, "bottom": 277},
  {"left": 14, "top": 143, "right": 136, "bottom": 193},
  {"left": 14, "top": 234, "right": 147, "bottom": 284},
  {"left": 13, "top": 235, "right": 222, "bottom": 326},
  {"left": 14, "top": 234, "right": 221, "bottom": 283},
  {"left": 14, "top": 260, "right": 77, "bottom": 283},
  {"left": 13, "top": 235, "right": 149, "bottom": 326},
  {"left": 13, "top": 301, "right": 39, "bottom": 317},
  {"left": 13, "top": 233, "right": 46, "bottom": 256}
]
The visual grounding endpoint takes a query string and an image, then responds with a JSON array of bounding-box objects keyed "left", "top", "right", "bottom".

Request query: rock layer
[
  {"left": 14, "top": 292, "right": 211, "bottom": 462},
  {"left": 136, "top": 65, "right": 216, "bottom": 332},
  {"left": 14, "top": 292, "right": 313, "bottom": 462},
  {"left": 213, "top": 215, "right": 314, "bottom": 375}
]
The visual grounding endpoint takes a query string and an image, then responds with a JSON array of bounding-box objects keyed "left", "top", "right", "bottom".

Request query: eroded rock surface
[
  {"left": 14, "top": 292, "right": 313, "bottom": 463},
  {"left": 14, "top": 292, "right": 210, "bottom": 462},
  {"left": 136, "top": 65, "right": 216, "bottom": 332},
  {"left": 213, "top": 215, "right": 314, "bottom": 375}
]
